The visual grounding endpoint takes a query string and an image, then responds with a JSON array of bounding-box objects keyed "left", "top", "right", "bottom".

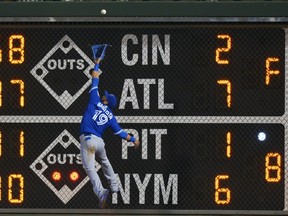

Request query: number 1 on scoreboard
[{"left": 0, "top": 131, "right": 24, "bottom": 157}]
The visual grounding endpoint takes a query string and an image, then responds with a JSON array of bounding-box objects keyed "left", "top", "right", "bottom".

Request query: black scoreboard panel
[
  {"left": 0, "top": 24, "right": 284, "bottom": 116},
  {"left": 0, "top": 22, "right": 286, "bottom": 212},
  {"left": 0, "top": 123, "right": 284, "bottom": 209}
]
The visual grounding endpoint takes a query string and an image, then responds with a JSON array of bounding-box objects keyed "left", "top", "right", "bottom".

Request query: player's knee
[
  {"left": 101, "top": 157, "right": 110, "bottom": 166},
  {"left": 83, "top": 165, "right": 94, "bottom": 172}
]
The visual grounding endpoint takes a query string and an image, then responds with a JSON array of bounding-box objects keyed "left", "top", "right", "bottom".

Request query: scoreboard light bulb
[
  {"left": 69, "top": 171, "right": 79, "bottom": 182},
  {"left": 258, "top": 132, "right": 266, "bottom": 141},
  {"left": 52, "top": 171, "right": 61, "bottom": 181}
]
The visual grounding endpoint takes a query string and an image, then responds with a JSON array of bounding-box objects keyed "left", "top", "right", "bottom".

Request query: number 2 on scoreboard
[{"left": 215, "top": 34, "right": 231, "bottom": 64}]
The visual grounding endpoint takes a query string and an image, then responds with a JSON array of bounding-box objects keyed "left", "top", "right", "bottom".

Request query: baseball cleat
[
  {"left": 99, "top": 189, "right": 109, "bottom": 209},
  {"left": 110, "top": 185, "right": 120, "bottom": 194}
]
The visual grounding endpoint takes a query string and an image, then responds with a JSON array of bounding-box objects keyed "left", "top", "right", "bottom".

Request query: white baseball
[
  {"left": 101, "top": 9, "right": 107, "bottom": 15},
  {"left": 258, "top": 132, "right": 266, "bottom": 141}
]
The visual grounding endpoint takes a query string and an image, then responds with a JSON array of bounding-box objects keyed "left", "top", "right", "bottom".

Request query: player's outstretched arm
[
  {"left": 112, "top": 116, "right": 140, "bottom": 149},
  {"left": 91, "top": 59, "right": 101, "bottom": 78},
  {"left": 126, "top": 133, "right": 140, "bottom": 149},
  {"left": 116, "top": 129, "right": 140, "bottom": 149},
  {"left": 134, "top": 139, "right": 140, "bottom": 149}
]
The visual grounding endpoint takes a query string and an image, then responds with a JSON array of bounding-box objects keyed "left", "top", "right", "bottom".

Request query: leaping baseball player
[{"left": 79, "top": 44, "right": 140, "bottom": 209}]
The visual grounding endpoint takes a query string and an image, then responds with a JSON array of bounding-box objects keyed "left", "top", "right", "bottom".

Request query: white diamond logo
[
  {"left": 30, "top": 35, "right": 95, "bottom": 109},
  {"left": 30, "top": 129, "right": 101, "bottom": 204}
]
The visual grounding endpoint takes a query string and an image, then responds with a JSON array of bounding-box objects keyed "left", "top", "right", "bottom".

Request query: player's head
[{"left": 102, "top": 90, "right": 117, "bottom": 109}]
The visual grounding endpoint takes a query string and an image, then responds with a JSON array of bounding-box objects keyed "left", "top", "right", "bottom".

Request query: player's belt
[
  {"left": 83, "top": 133, "right": 100, "bottom": 138},
  {"left": 83, "top": 133, "right": 92, "bottom": 136}
]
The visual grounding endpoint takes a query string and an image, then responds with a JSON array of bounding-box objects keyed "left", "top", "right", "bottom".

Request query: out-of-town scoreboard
[{"left": 0, "top": 1, "right": 287, "bottom": 215}]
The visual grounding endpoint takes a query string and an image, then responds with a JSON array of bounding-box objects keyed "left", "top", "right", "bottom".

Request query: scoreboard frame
[{"left": 0, "top": 1, "right": 287, "bottom": 215}]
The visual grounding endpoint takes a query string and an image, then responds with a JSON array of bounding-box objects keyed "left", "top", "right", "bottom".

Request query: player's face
[{"left": 101, "top": 95, "right": 108, "bottom": 105}]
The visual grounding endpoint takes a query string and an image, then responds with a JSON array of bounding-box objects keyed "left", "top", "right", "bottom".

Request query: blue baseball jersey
[{"left": 80, "top": 78, "right": 123, "bottom": 138}]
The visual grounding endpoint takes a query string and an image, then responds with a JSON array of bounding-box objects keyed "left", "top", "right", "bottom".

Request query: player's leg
[
  {"left": 96, "top": 141, "right": 119, "bottom": 193},
  {"left": 79, "top": 135, "right": 105, "bottom": 198}
]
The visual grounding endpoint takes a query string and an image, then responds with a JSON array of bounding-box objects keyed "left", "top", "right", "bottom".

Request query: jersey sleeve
[
  {"left": 88, "top": 78, "right": 101, "bottom": 104},
  {"left": 110, "top": 116, "right": 124, "bottom": 136}
]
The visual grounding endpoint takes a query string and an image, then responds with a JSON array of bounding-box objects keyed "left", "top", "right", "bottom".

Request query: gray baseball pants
[{"left": 79, "top": 134, "right": 119, "bottom": 198}]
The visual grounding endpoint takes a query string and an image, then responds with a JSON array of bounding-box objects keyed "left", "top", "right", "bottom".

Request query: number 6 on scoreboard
[{"left": 215, "top": 175, "right": 231, "bottom": 204}]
